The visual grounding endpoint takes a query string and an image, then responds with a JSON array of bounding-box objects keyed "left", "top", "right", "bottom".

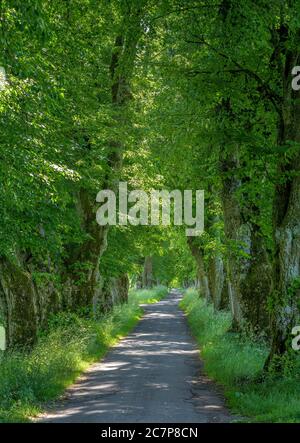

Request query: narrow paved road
[{"left": 39, "top": 290, "right": 232, "bottom": 423}]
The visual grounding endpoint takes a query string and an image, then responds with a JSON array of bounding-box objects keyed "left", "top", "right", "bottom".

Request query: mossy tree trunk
[
  {"left": 266, "top": 34, "right": 300, "bottom": 366},
  {"left": 99, "top": 273, "right": 129, "bottom": 312},
  {"left": 0, "top": 260, "right": 38, "bottom": 349},
  {"left": 220, "top": 149, "right": 271, "bottom": 332}
]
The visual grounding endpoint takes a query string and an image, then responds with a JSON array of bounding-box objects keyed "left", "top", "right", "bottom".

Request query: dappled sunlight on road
[{"left": 39, "top": 291, "right": 231, "bottom": 423}]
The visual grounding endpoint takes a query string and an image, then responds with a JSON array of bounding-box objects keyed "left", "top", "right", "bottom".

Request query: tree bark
[
  {"left": 266, "top": 36, "right": 300, "bottom": 366},
  {"left": 187, "top": 238, "right": 210, "bottom": 302},
  {"left": 240, "top": 225, "right": 271, "bottom": 333},
  {"left": 63, "top": 25, "right": 140, "bottom": 311},
  {"left": 0, "top": 259, "right": 38, "bottom": 349},
  {"left": 208, "top": 254, "right": 225, "bottom": 311},
  {"left": 142, "top": 256, "right": 153, "bottom": 288},
  {"left": 99, "top": 273, "right": 129, "bottom": 312},
  {"left": 220, "top": 150, "right": 246, "bottom": 329},
  {"left": 220, "top": 150, "right": 271, "bottom": 332}
]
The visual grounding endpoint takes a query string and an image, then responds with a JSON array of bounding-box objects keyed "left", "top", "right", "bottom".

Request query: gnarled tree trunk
[
  {"left": 220, "top": 150, "right": 271, "bottom": 332},
  {"left": 266, "top": 41, "right": 300, "bottom": 366},
  {"left": 0, "top": 259, "right": 38, "bottom": 349}
]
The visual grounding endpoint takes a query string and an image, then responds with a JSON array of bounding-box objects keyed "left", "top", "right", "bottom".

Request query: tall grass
[
  {"left": 181, "top": 288, "right": 300, "bottom": 423},
  {"left": 0, "top": 286, "right": 167, "bottom": 422},
  {"left": 129, "top": 285, "right": 169, "bottom": 304}
]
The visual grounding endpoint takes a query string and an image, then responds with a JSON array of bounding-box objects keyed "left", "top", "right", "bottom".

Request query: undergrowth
[
  {"left": 0, "top": 286, "right": 167, "bottom": 422},
  {"left": 180, "top": 288, "right": 300, "bottom": 423}
]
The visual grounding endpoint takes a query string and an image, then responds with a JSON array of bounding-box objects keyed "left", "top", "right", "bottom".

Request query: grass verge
[
  {"left": 180, "top": 288, "right": 300, "bottom": 423},
  {"left": 0, "top": 286, "right": 167, "bottom": 423}
]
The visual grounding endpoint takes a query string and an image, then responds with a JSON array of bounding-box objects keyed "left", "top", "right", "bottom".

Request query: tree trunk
[
  {"left": 63, "top": 188, "right": 109, "bottom": 310},
  {"left": 240, "top": 226, "right": 271, "bottom": 333},
  {"left": 63, "top": 29, "right": 139, "bottom": 311},
  {"left": 208, "top": 254, "right": 225, "bottom": 311},
  {"left": 220, "top": 151, "right": 247, "bottom": 329},
  {"left": 136, "top": 273, "right": 143, "bottom": 289},
  {"left": 220, "top": 150, "right": 271, "bottom": 331},
  {"left": 266, "top": 40, "right": 300, "bottom": 366},
  {"left": 0, "top": 259, "right": 38, "bottom": 349},
  {"left": 142, "top": 256, "right": 153, "bottom": 288},
  {"left": 99, "top": 273, "right": 129, "bottom": 312},
  {"left": 113, "top": 274, "right": 129, "bottom": 305},
  {"left": 187, "top": 238, "right": 210, "bottom": 302}
]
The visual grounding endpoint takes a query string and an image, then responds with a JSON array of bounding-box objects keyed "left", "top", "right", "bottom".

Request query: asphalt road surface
[{"left": 39, "top": 290, "right": 232, "bottom": 423}]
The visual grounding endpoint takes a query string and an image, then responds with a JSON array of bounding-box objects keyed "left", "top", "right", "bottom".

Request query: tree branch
[{"left": 186, "top": 37, "right": 282, "bottom": 114}]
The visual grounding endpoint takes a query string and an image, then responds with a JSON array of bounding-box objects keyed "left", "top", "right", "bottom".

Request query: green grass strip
[
  {"left": 0, "top": 286, "right": 168, "bottom": 422},
  {"left": 180, "top": 288, "right": 300, "bottom": 423}
]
